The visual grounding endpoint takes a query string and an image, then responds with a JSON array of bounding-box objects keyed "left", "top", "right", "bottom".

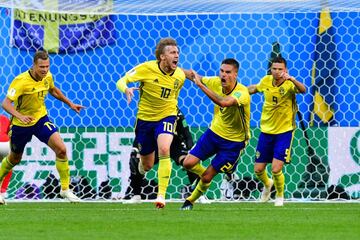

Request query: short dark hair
[
  {"left": 155, "top": 38, "right": 178, "bottom": 61},
  {"left": 221, "top": 58, "right": 239, "bottom": 72},
  {"left": 271, "top": 56, "right": 287, "bottom": 68},
  {"left": 33, "top": 50, "right": 49, "bottom": 63}
]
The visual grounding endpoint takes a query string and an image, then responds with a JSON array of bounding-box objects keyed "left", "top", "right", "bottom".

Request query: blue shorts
[
  {"left": 189, "top": 129, "right": 246, "bottom": 173},
  {"left": 9, "top": 115, "right": 58, "bottom": 153},
  {"left": 135, "top": 116, "right": 177, "bottom": 155},
  {"left": 255, "top": 130, "right": 294, "bottom": 164}
]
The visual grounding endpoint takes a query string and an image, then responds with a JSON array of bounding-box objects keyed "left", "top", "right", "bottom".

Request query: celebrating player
[
  {"left": 123, "top": 108, "right": 210, "bottom": 203},
  {"left": 248, "top": 56, "right": 306, "bottom": 206},
  {"left": 116, "top": 38, "right": 188, "bottom": 208},
  {"left": 0, "top": 50, "right": 84, "bottom": 205},
  {"left": 180, "top": 58, "right": 250, "bottom": 210}
]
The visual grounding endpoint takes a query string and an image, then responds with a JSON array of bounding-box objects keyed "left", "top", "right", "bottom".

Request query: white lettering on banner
[
  {"left": 13, "top": 131, "right": 134, "bottom": 195},
  {"left": 108, "top": 132, "right": 134, "bottom": 198},
  {"left": 16, "top": 133, "right": 75, "bottom": 186},
  {"left": 82, "top": 132, "right": 108, "bottom": 187},
  {"left": 328, "top": 127, "right": 360, "bottom": 197}
]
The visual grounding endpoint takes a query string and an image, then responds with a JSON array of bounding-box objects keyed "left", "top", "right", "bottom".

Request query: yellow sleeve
[
  {"left": 202, "top": 76, "right": 219, "bottom": 89},
  {"left": 48, "top": 73, "right": 55, "bottom": 89},
  {"left": 116, "top": 77, "right": 128, "bottom": 93},
  {"left": 6, "top": 78, "right": 23, "bottom": 101},
  {"left": 233, "top": 88, "right": 250, "bottom": 106},
  {"left": 256, "top": 76, "right": 266, "bottom": 93}
]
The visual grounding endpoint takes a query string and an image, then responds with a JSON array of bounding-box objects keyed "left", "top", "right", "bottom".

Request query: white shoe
[
  {"left": 60, "top": 189, "right": 81, "bottom": 203},
  {"left": 0, "top": 194, "right": 5, "bottom": 205},
  {"left": 274, "top": 197, "right": 284, "bottom": 207},
  {"left": 198, "top": 195, "right": 211, "bottom": 204},
  {"left": 260, "top": 179, "right": 274, "bottom": 202},
  {"left": 138, "top": 159, "right": 146, "bottom": 175},
  {"left": 155, "top": 195, "right": 165, "bottom": 209},
  {"left": 123, "top": 195, "right": 142, "bottom": 204}
]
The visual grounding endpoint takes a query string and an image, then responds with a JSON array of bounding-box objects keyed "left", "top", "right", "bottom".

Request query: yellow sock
[
  {"left": 0, "top": 157, "right": 14, "bottom": 183},
  {"left": 55, "top": 157, "right": 70, "bottom": 191},
  {"left": 157, "top": 156, "right": 172, "bottom": 198},
  {"left": 255, "top": 169, "right": 272, "bottom": 187},
  {"left": 189, "top": 162, "right": 206, "bottom": 177},
  {"left": 272, "top": 171, "right": 285, "bottom": 198},
  {"left": 187, "top": 180, "right": 210, "bottom": 203}
]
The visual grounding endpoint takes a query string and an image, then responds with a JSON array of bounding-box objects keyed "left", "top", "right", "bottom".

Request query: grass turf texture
[{"left": 1, "top": 202, "right": 359, "bottom": 240}]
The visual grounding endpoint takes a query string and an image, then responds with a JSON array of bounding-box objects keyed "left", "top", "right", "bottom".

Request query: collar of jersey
[{"left": 158, "top": 62, "right": 175, "bottom": 76}]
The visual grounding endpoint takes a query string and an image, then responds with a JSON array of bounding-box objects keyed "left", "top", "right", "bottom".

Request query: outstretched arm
[
  {"left": 193, "top": 73, "right": 238, "bottom": 108},
  {"left": 116, "top": 77, "right": 139, "bottom": 104},
  {"left": 49, "top": 87, "right": 84, "bottom": 114},
  {"left": 181, "top": 68, "right": 195, "bottom": 82}
]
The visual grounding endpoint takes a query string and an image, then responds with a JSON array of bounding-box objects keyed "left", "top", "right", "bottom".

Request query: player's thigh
[
  {"left": 47, "top": 132, "right": 67, "bottom": 155},
  {"left": 255, "top": 132, "right": 275, "bottom": 164},
  {"left": 212, "top": 140, "right": 245, "bottom": 173},
  {"left": 273, "top": 130, "right": 294, "bottom": 164},
  {"left": 9, "top": 124, "right": 33, "bottom": 155},
  {"left": 189, "top": 129, "right": 217, "bottom": 161},
  {"left": 135, "top": 120, "right": 157, "bottom": 155},
  {"left": 34, "top": 116, "right": 59, "bottom": 145},
  {"left": 157, "top": 133, "right": 173, "bottom": 156},
  {"left": 156, "top": 116, "right": 177, "bottom": 155}
]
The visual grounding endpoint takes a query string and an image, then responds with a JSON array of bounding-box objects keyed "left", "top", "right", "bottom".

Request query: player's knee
[
  {"left": 254, "top": 165, "right": 265, "bottom": 174},
  {"left": 8, "top": 152, "right": 22, "bottom": 165},
  {"left": 157, "top": 145, "right": 170, "bottom": 156},
  {"left": 55, "top": 146, "right": 67, "bottom": 159},
  {"left": 201, "top": 175, "right": 212, "bottom": 184},
  {"left": 182, "top": 158, "right": 193, "bottom": 170},
  {"left": 142, "top": 163, "right": 152, "bottom": 172},
  {"left": 271, "top": 167, "right": 282, "bottom": 174}
]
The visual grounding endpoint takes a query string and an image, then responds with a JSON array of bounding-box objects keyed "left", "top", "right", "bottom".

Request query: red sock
[{"left": 1, "top": 170, "right": 13, "bottom": 193}]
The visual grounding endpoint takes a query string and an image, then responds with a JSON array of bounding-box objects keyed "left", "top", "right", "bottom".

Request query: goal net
[{"left": 0, "top": 0, "right": 359, "bottom": 202}]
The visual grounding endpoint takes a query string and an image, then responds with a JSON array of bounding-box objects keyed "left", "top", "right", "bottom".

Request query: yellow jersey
[
  {"left": 6, "top": 70, "right": 54, "bottom": 126},
  {"left": 256, "top": 75, "right": 299, "bottom": 134},
  {"left": 120, "top": 60, "right": 185, "bottom": 121},
  {"left": 202, "top": 76, "right": 251, "bottom": 142}
]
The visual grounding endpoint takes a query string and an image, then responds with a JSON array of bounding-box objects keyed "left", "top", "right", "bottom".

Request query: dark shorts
[
  {"left": 9, "top": 115, "right": 58, "bottom": 153},
  {"left": 189, "top": 129, "right": 246, "bottom": 173},
  {"left": 255, "top": 130, "right": 294, "bottom": 164},
  {"left": 135, "top": 116, "right": 177, "bottom": 156}
]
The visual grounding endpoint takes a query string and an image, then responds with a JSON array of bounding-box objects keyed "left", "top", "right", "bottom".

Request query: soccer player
[
  {"left": 0, "top": 50, "right": 84, "bottom": 205},
  {"left": 180, "top": 58, "right": 251, "bottom": 210},
  {"left": 0, "top": 114, "right": 12, "bottom": 200},
  {"left": 247, "top": 56, "right": 306, "bottom": 206},
  {"left": 116, "top": 38, "right": 187, "bottom": 208},
  {"left": 123, "top": 108, "right": 210, "bottom": 204}
]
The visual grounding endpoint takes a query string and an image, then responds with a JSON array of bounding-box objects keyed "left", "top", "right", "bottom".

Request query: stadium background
[{"left": 0, "top": 1, "right": 359, "bottom": 200}]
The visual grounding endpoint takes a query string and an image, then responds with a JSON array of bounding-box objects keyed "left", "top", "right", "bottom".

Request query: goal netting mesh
[{"left": 0, "top": 0, "right": 359, "bottom": 202}]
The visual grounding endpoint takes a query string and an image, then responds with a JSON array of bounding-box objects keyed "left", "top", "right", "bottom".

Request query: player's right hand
[
  {"left": 125, "top": 87, "right": 139, "bottom": 104},
  {"left": 18, "top": 115, "right": 35, "bottom": 124}
]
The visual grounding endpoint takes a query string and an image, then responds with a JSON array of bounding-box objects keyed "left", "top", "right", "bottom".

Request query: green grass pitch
[{"left": 1, "top": 202, "right": 359, "bottom": 240}]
